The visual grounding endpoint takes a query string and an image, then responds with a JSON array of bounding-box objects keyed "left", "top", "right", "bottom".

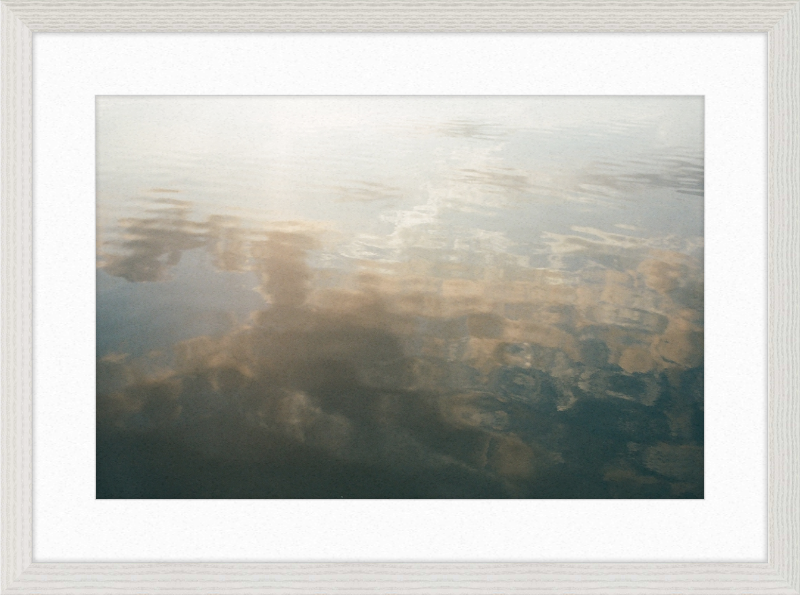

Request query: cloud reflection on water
[{"left": 98, "top": 199, "right": 702, "bottom": 498}]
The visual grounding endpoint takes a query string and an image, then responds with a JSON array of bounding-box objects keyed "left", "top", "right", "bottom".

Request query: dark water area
[{"left": 96, "top": 97, "right": 703, "bottom": 498}]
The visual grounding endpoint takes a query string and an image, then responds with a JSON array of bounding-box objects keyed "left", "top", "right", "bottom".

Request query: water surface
[{"left": 97, "top": 97, "right": 703, "bottom": 498}]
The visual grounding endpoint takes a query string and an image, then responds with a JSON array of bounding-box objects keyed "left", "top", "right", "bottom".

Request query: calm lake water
[{"left": 96, "top": 97, "right": 703, "bottom": 498}]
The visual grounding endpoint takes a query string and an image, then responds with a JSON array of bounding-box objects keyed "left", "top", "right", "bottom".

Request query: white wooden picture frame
[{"left": 2, "top": 1, "right": 798, "bottom": 593}]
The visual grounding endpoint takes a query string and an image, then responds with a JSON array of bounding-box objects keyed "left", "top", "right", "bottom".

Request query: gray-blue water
[{"left": 96, "top": 97, "right": 703, "bottom": 498}]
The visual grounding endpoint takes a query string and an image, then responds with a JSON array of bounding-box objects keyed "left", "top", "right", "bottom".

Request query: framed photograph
[{"left": 2, "top": 1, "right": 798, "bottom": 593}]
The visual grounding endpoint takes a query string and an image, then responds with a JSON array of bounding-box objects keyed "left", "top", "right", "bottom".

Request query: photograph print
[{"left": 96, "top": 96, "right": 704, "bottom": 499}]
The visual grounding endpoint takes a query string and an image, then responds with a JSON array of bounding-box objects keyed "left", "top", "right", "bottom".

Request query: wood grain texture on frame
[
  {"left": 1, "top": 0, "right": 798, "bottom": 31},
  {"left": 1, "top": 1, "right": 798, "bottom": 593}
]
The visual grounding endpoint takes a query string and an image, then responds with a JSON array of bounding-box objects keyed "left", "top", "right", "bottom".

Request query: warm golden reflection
[{"left": 97, "top": 97, "right": 703, "bottom": 498}]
